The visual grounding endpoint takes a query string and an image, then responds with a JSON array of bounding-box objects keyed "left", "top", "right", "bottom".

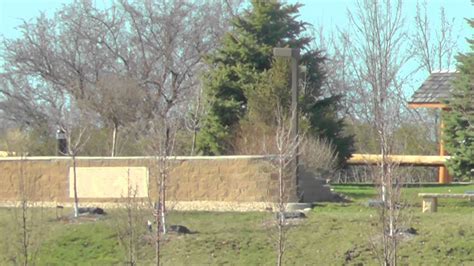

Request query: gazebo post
[{"left": 438, "top": 119, "right": 450, "bottom": 184}]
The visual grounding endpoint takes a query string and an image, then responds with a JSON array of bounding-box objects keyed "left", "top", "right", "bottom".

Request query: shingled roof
[{"left": 409, "top": 72, "right": 457, "bottom": 105}]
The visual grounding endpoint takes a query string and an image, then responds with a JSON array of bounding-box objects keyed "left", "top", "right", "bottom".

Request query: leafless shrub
[
  {"left": 300, "top": 137, "right": 338, "bottom": 179},
  {"left": 7, "top": 155, "right": 45, "bottom": 266},
  {"left": 115, "top": 169, "right": 148, "bottom": 266}
]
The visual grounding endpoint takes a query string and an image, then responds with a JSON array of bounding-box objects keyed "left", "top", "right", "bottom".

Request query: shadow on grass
[{"left": 339, "top": 191, "right": 376, "bottom": 200}]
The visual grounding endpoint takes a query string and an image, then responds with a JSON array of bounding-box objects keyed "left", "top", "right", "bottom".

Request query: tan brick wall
[{"left": 0, "top": 156, "right": 297, "bottom": 204}]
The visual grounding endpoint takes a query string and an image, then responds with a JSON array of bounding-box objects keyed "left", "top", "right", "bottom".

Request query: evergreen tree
[
  {"left": 197, "top": 0, "right": 353, "bottom": 165},
  {"left": 443, "top": 19, "right": 474, "bottom": 181}
]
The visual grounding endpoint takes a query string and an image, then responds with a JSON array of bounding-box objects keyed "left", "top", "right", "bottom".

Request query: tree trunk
[
  {"left": 155, "top": 199, "right": 161, "bottom": 266},
  {"left": 190, "top": 127, "right": 197, "bottom": 156},
  {"left": 127, "top": 185, "right": 135, "bottom": 266},
  {"left": 72, "top": 154, "right": 79, "bottom": 218},
  {"left": 155, "top": 120, "right": 172, "bottom": 265},
  {"left": 277, "top": 155, "right": 284, "bottom": 266},
  {"left": 160, "top": 129, "right": 169, "bottom": 235},
  {"left": 158, "top": 161, "right": 168, "bottom": 235},
  {"left": 111, "top": 124, "right": 118, "bottom": 157},
  {"left": 21, "top": 197, "right": 28, "bottom": 266},
  {"left": 19, "top": 160, "right": 29, "bottom": 266}
]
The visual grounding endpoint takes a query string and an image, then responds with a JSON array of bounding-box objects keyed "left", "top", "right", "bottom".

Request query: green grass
[{"left": 1, "top": 184, "right": 473, "bottom": 265}]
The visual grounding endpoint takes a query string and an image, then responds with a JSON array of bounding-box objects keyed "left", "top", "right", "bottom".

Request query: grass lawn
[{"left": 0, "top": 184, "right": 473, "bottom": 265}]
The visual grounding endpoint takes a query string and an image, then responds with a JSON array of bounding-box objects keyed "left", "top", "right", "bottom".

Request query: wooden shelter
[{"left": 407, "top": 72, "right": 457, "bottom": 183}]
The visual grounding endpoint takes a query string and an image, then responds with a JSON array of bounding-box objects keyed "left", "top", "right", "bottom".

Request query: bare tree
[
  {"left": 1, "top": 3, "right": 106, "bottom": 100},
  {"left": 0, "top": 1, "right": 108, "bottom": 151},
  {"left": 346, "top": 1, "right": 411, "bottom": 264},
  {"left": 113, "top": 1, "right": 234, "bottom": 263},
  {"left": 54, "top": 96, "right": 94, "bottom": 218},
  {"left": 184, "top": 86, "right": 207, "bottom": 155},
  {"left": 271, "top": 107, "right": 301, "bottom": 266},
  {"left": 84, "top": 75, "right": 146, "bottom": 156},
  {"left": 1, "top": 0, "right": 239, "bottom": 158},
  {"left": 0, "top": 73, "right": 61, "bottom": 131},
  {"left": 412, "top": 1, "right": 458, "bottom": 73}
]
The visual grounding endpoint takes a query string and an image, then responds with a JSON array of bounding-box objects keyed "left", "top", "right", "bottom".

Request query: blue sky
[
  {"left": 1, "top": 0, "right": 471, "bottom": 40},
  {"left": 0, "top": 0, "right": 66, "bottom": 38},
  {"left": 0, "top": 0, "right": 472, "bottom": 89}
]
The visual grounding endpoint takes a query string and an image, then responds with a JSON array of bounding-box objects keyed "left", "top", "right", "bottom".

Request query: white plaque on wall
[{"left": 68, "top": 167, "right": 148, "bottom": 198}]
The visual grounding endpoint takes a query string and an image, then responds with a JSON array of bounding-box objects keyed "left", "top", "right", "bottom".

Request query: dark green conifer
[
  {"left": 198, "top": 0, "right": 353, "bottom": 165},
  {"left": 443, "top": 19, "right": 474, "bottom": 181}
]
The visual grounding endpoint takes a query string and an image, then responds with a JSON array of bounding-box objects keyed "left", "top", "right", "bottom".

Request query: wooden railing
[{"left": 347, "top": 154, "right": 449, "bottom": 167}]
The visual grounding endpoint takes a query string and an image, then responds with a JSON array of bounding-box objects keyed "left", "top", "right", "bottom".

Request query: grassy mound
[{"left": 0, "top": 184, "right": 472, "bottom": 265}]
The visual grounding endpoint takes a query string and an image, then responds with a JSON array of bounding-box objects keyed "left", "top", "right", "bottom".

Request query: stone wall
[{"left": 0, "top": 156, "right": 299, "bottom": 209}]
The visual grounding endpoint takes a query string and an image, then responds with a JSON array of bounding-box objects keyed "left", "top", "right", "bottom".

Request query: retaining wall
[{"left": 0, "top": 156, "right": 299, "bottom": 210}]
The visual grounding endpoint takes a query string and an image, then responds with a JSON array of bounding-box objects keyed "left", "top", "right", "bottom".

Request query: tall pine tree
[
  {"left": 443, "top": 19, "right": 474, "bottom": 181},
  {"left": 197, "top": 0, "right": 353, "bottom": 165}
]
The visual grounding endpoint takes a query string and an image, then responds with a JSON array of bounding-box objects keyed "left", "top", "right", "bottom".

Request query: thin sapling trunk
[
  {"left": 72, "top": 153, "right": 79, "bottom": 218},
  {"left": 111, "top": 122, "right": 118, "bottom": 157}
]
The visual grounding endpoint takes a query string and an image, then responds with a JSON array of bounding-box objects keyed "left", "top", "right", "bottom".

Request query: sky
[
  {"left": 293, "top": 0, "right": 472, "bottom": 33},
  {"left": 1, "top": 0, "right": 471, "bottom": 40},
  {"left": 0, "top": 0, "right": 472, "bottom": 89}
]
